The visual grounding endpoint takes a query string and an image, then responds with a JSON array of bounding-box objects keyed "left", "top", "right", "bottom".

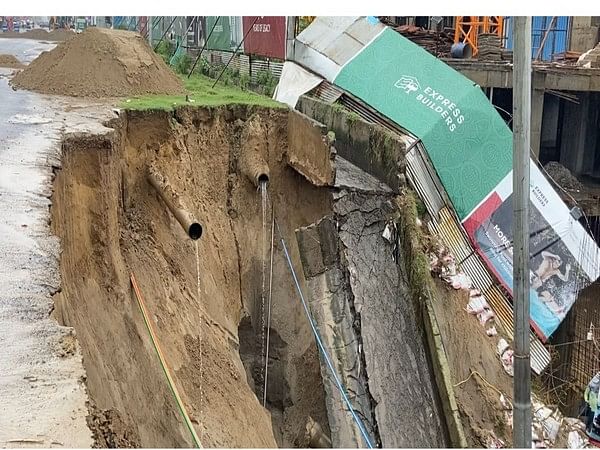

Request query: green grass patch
[{"left": 121, "top": 74, "right": 284, "bottom": 111}]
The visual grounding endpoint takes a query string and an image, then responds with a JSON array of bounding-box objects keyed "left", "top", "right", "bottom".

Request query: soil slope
[
  {"left": 0, "top": 28, "right": 73, "bottom": 41},
  {"left": 431, "top": 279, "right": 514, "bottom": 447},
  {"left": 11, "top": 27, "right": 183, "bottom": 97},
  {"left": 51, "top": 106, "right": 331, "bottom": 447}
]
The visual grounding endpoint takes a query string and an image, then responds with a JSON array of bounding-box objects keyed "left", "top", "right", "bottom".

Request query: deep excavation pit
[{"left": 50, "top": 105, "right": 334, "bottom": 447}]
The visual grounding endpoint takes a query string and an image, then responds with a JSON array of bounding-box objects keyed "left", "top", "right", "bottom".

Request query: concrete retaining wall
[
  {"left": 287, "top": 109, "right": 335, "bottom": 186},
  {"left": 294, "top": 95, "right": 468, "bottom": 447},
  {"left": 296, "top": 96, "right": 406, "bottom": 191}
]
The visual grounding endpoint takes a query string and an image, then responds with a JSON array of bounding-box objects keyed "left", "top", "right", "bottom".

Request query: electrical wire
[
  {"left": 130, "top": 273, "right": 202, "bottom": 448},
  {"left": 275, "top": 220, "right": 375, "bottom": 449}
]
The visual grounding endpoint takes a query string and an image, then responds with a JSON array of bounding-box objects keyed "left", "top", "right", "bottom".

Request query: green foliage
[
  {"left": 415, "top": 197, "right": 427, "bottom": 218},
  {"left": 298, "top": 17, "right": 313, "bottom": 33},
  {"left": 121, "top": 74, "right": 284, "bottom": 110},
  {"left": 155, "top": 40, "right": 174, "bottom": 64},
  {"left": 239, "top": 73, "right": 250, "bottom": 91},
  {"left": 395, "top": 191, "right": 433, "bottom": 307},
  {"left": 170, "top": 52, "right": 191, "bottom": 75},
  {"left": 346, "top": 111, "right": 361, "bottom": 123},
  {"left": 255, "top": 69, "right": 277, "bottom": 96},
  {"left": 196, "top": 57, "right": 211, "bottom": 76}
]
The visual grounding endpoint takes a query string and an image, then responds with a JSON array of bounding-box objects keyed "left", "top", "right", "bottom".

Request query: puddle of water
[{"left": 8, "top": 113, "right": 53, "bottom": 125}]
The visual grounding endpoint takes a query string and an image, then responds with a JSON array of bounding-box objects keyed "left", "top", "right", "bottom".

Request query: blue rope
[{"left": 275, "top": 221, "right": 375, "bottom": 449}]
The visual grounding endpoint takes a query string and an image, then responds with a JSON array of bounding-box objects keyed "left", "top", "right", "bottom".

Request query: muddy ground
[
  {"left": 430, "top": 279, "right": 514, "bottom": 446},
  {"left": 50, "top": 105, "right": 332, "bottom": 447}
]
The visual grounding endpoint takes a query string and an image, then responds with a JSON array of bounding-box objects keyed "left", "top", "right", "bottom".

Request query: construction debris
[
  {"left": 391, "top": 24, "right": 453, "bottom": 57},
  {"left": 478, "top": 33, "right": 503, "bottom": 61},
  {"left": 577, "top": 44, "right": 600, "bottom": 68},
  {"left": 544, "top": 161, "right": 585, "bottom": 192}
]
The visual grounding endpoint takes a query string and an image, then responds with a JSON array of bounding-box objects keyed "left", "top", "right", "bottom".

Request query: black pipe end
[
  {"left": 258, "top": 173, "right": 269, "bottom": 184},
  {"left": 189, "top": 223, "right": 203, "bottom": 240}
]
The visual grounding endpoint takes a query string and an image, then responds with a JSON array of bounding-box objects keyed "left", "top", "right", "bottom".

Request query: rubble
[
  {"left": 577, "top": 44, "right": 600, "bottom": 68},
  {"left": 544, "top": 162, "right": 585, "bottom": 192},
  {"left": 387, "top": 23, "right": 454, "bottom": 57}
]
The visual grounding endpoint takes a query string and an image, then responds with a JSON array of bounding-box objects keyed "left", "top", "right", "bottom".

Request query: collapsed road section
[
  {"left": 4, "top": 20, "right": 564, "bottom": 448},
  {"left": 278, "top": 15, "right": 600, "bottom": 373},
  {"left": 48, "top": 99, "right": 453, "bottom": 446}
]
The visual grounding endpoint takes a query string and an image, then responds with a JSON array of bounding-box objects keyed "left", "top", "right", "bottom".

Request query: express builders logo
[{"left": 395, "top": 76, "right": 465, "bottom": 132}]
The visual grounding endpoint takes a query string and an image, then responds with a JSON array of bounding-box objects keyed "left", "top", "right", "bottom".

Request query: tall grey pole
[
  {"left": 148, "top": 16, "right": 152, "bottom": 45},
  {"left": 286, "top": 16, "right": 296, "bottom": 59},
  {"left": 513, "top": 16, "right": 532, "bottom": 449}
]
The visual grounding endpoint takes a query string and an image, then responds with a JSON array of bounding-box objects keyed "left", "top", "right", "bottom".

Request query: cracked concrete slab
[{"left": 296, "top": 157, "right": 447, "bottom": 448}]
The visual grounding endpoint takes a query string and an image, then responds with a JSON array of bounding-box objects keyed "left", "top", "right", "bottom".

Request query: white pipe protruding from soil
[
  {"left": 147, "top": 167, "right": 203, "bottom": 240},
  {"left": 240, "top": 152, "right": 270, "bottom": 188}
]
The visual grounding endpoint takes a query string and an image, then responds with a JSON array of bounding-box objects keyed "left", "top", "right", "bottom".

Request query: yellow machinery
[{"left": 454, "top": 16, "right": 504, "bottom": 56}]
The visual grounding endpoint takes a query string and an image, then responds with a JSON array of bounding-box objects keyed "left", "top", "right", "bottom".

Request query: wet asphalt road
[{"left": 0, "top": 38, "right": 93, "bottom": 446}]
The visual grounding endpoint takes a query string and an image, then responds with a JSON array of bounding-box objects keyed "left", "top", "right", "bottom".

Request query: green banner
[
  {"left": 334, "top": 28, "right": 513, "bottom": 220},
  {"left": 206, "top": 16, "right": 232, "bottom": 51}
]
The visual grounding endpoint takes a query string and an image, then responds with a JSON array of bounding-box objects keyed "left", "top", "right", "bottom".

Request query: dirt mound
[
  {"left": 0, "top": 54, "right": 24, "bottom": 68},
  {"left": 0, "top": 28, "right": 73, "bottom": 41},
  {"left": 11, "top": 27, "right": 184, "bottom": 97}
]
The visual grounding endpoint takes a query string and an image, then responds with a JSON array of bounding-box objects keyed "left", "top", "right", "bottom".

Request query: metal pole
[
  {"left": 147, "top": 16, "right": 152, "bottom": 45},
  {"left": 154, "top": 16, "right": 177, "bottom": 52},
  {"left": 535, "top": 16, "right": 557, "bottom": 61},
  {"left": 513, "top": 15, "right": 532, "bottom": 449},
  {"left": 188, "top": 16, "right": 221, "bottom": 78},
  {"left": 212, "top": 16, "right": 259, "bottom": 88}
]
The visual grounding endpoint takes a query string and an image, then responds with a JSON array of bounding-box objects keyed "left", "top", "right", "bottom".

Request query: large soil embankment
[{"left": 51, "top": 105, "right": 331, "bottom": 447}]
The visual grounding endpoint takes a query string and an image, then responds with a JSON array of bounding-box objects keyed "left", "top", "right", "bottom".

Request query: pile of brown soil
[
  {"left": 11, "top": 27, "right": 184, "bottom": 97},
  {"left": 0, "top": 28, "right": 74, "bottom": 41},
  {"left": 0, "top": 54, "right": 24, "bottom": 68}
]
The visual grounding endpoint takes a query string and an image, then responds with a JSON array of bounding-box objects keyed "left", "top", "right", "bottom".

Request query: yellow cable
[{"left": 131, "top": 273, "right": 202, "bottom": 448}]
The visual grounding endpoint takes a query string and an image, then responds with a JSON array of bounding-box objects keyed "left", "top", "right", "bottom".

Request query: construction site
[{"left": 1, "top": 14, "right": 600, "bottom": 449}]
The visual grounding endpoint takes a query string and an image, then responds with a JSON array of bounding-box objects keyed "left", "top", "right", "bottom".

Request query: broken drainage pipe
[
  {"left": 240, "top": 152, "right": 270, "bottom": 187},
  {"left": 147, "top": 167, "right": 203, "bottom": 240}
]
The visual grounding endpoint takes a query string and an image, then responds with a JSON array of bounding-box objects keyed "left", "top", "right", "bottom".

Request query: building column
[
  {"left": 530, "top": 88, "right": 545, "bottom": 158},
  {"left": 560, "top": 93, "right": 593, "bottom": 176}
]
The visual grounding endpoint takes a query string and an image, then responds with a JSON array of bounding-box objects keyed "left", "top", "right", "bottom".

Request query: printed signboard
[
  {"left": 206, "top": 16, "right": 232, "bottom": 51},
  {"left": 329, "top": 22, "right": 600, "bottom": 340},
  {"left": 242, "top": 16, "right": 286, "bottom": 60}
]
